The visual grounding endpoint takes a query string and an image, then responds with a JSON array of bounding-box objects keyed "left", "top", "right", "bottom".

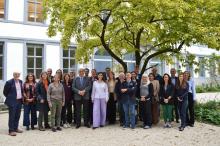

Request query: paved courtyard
[
  {"left": 0, "top": 112, "right": 220, "bottom": 146},
  {"left": 0, "top": 92, "right": 220, "bottom": 146}
]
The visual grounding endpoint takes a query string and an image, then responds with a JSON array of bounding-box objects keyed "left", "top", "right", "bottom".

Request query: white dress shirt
[{"left": 91, "top": 81, "right": 109, "bottom": 102}]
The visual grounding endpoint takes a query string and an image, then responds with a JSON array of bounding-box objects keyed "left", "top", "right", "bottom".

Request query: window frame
[
  {"left": 26, "top": 43, "right": 44, "bottom": 78},
  {"left": 62, "top": 47, "right": 77, "bottom": 73},
  {"left": 0, "top": 42, "right": 4, "bottom": 80},
  {"left": 0, "top": 0, "right": 6, "bottom": 20},
  {"left": 26, "top": 0, "right": 45, "bottom": 24}
]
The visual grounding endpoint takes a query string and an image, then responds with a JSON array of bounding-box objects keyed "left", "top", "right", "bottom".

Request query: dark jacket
[
  {"left": 159, "top": 84, "right": 174, "bottom": 105},
  {"left": 175, "top": 83, "right": 189, "bottom": 101},
  {"left": 119, "top": 80, "right": 137, "bottom": 104},
  {"left": 3, "top": 79, "right": 23, "bottom": 107},
  {"left": 72, "top": 76, "right": 91, "bottom": 101},
  {"left": 114, "top": 80, "right": 124, "bottom": 101},
  {"left": 62, "top": 81, "right": 73, "bottom": 102},
  {"left": 36, "top": 81, "right": 49, "bottom": 101}
]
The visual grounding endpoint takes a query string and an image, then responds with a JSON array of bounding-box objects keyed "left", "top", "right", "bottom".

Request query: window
[
  {"left": 0, "top": 42, "right": 4, "bottom": 80},
  {"left": 27, "top": 44, "right": 43, "bottom": 78},
  {"left": 0, "top": 0, "right": 5, "bottom": 18},
  {"left": 199, "top": 57, "right": 205, "bottom": 77},
  {"left": 63, "top": 47, "right": 76, "bottom": 73},
  {"left": 27, "top": 0, "right": 43, "bottom": 23},
  {"left": 94, "top": 49, "right": 112, "bottom": 72}
]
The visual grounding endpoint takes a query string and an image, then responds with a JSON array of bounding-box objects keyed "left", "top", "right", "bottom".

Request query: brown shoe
[
  {"left": 15, "top": 129, "right": 23, "bottom": 133},
  {"left": 9, "top": 132, "right": 17, "bottom": 136}
]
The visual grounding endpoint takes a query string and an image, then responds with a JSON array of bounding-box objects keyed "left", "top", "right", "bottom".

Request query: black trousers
[
  {"left": 8, "top": 100, "right": 22, "bottom": 133},
  {"left": 61, "top": 101, "right": 73, "bottom": 124},
  {"left": 138, "top": 100, "right": 143, "bottom": 121},
  {"left": 140, "top": 100, "right": 152, "bottom": 126},
  {"left": 89, "top": 99, "right": 93, "bottom": 124},
  {"left": 75, "top": 99, "right": 89, "bottom": 126},
  {"left": 186, "top": 93, "right": 195, "bottom": 125},
  {"left": 73, "top": 100, "right": 77, "bottom": 124},
  {"left": 107, "top": 93, "right": 116, "bottom": 124}
]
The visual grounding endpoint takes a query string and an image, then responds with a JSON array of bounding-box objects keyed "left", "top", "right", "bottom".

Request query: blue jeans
[
  {"left": 23, "top": 103, "right": 37, "bottom": 127},
  {"left": 123, "top": 101, "right": 136, "bottom": 128}
]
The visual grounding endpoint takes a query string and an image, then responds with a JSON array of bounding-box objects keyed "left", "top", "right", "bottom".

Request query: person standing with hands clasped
[
  {"left": 91, "top": 72, "right": 109, "bottom": 129},
  {"left": 47, "top": 74, "right": 65, "bottom": 132},
  {"left": 175, "top": 73, "right": 189, "bottom": 131},
  {"left": 72, "top": 69, "right": 91, "bottom": 128},
  {"left": 140, "top": 74, "right": 153, "bottom": 129},
  {"left": 159, "top": 73, "right": 174, "bottom": 128}
]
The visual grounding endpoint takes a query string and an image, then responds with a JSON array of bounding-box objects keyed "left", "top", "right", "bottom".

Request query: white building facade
[{"left": 0, "top": 0, "right": 220, "bottom": 91}]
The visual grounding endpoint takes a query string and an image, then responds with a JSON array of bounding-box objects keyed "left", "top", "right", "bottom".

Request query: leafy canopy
[{"left": 44, "top": 0, "right": 220, "bottom": 73}]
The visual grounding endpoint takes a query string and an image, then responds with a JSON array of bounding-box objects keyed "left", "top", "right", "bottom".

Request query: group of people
[{"left": 3, "top": 67, "right": 196, "bottom": 136}]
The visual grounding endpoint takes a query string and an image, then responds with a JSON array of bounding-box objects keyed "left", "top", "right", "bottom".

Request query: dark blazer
[
  {"left": 119, "top": 80, "right": 137, "bottom": 104},
  {"left": 175, "top": 83, "right": 189, "bottom": 101},
  {"left": 72, "top": 76, "right": 91, "bottom": 101},
  {"left": 3, "top": 79, "right": 23, "bottom": 107},
  {"left": 159, "top": 84, "right": 174, "bottom": 105},
  {"left": 36, "top": 81, "right": 49, "bottom": 101}
]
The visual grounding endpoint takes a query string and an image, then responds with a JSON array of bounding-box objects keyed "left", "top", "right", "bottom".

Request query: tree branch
[{"left": 145, "top": 64, "right": 159, "bottom": 71}]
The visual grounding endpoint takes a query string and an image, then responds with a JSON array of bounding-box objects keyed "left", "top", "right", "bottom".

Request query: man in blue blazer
[{"left": 3, "top": 72, "right": 23, "bottom": 136}]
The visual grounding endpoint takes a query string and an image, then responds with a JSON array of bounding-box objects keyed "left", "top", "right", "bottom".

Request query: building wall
[{"left": 0, "top": 0, "right": 220, "bottom": 103}]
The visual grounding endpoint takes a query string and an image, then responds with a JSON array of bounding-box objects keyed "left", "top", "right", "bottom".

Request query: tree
[{"left": 44, "top": 0, "right": 220, "bottom": 75}]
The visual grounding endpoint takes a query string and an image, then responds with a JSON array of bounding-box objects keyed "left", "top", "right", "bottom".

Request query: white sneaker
[
  {"left": 63, "top": 124, "right": 68, "bottom": 128},
  {"left": 67, "top": 123, "right": 71, "bottom": 128},
  {"left": 167, "top": 123, "right": 172, "bottom": 128},
  {"left": 164, "top": 123, "right": 168, "bottom": 128},
  {"left": 144, "top": 126, "right": 150, "bottom": 129}
]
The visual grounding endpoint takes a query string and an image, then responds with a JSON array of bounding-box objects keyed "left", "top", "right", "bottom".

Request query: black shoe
[
  {"left": 26, "top": 126, "right": 30, "bottom": 131},
  {"left": 76, "top": 125, "right": 80, "bottom": 129},
  {"left": 57, "top": 127, "right": 62, "bottom": 131},
  {"left": 100, "top": 125, "right": 104, "bottom": 128},
  {"left": 31, "top": 126, "right": 35, "bottom": 130},
  {"left": 45, "top": 125, "right": 51, "bottom": 129},
  {"left": 189, "top": 124, "right": 194, "bottom": 127},
  {"left": 52, "top": 128, "right": 56, "bottom": 132},
  {"left": 176, "top": 120, "right": 179, "bottom": 123},
  {"left": 92, "top": 127, "right": 97, "bottom": 130},
  {"left": 179, "top": 127, "right": 184, "bottom": 131},
  {"left": 85, "top": 124, "right": 91, "bottom": 128}
]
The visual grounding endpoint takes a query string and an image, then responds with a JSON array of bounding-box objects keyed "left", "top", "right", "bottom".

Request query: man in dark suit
[
  {"left": 170, "top": 68, "right": 179, "bottom": 123},
  {"left": 72, "top": 68, "right": 91, "bottom": 128},
  {"left": 3, "top": 71, "right": 23, "bottom": 136}
]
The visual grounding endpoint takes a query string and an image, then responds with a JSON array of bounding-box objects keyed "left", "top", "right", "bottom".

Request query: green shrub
[
  {"left": 196, "top": 84, "right": 220, "bottom": 93},
  {"left": 195, "top": 101, "right": 220, "bottom": 125}
]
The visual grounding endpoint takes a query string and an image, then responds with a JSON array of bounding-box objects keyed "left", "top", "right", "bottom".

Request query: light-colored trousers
[{"left": 93, "top": 98, "right": 107, "bottom": 127}]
